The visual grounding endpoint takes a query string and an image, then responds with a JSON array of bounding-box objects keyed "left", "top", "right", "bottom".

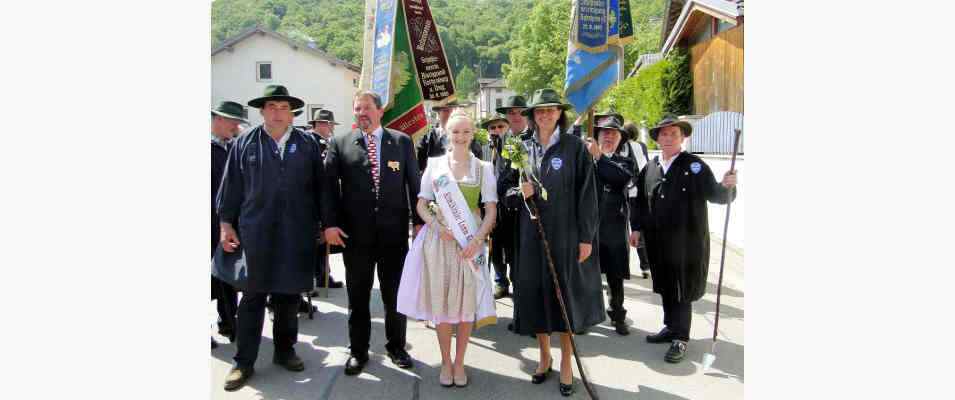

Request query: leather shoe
[
  {"left": 613, "top": 320, "right": 630, "bottom": 336},
  {"left": 646, "top": 327, "right": 676, "bottom": 343},
  {"left": 387, "top": 348, "right": 414, "bottom": 369},
  {"left": 665, "top": 340, "right": 688, "bottom": 363},
  {"left": 531, "top": 358, "right": 552, "bottom": 384},
  {"left": 493, "top": 285, "right": 509, "bottom": 299},
  {"left": 223, "top": 366, "right": 254, "bottom": 391},
  {"left": 211, "top": 337, "right": 218, "bottom": 349},
  {"left": 642, "top": 270, "right": 650, "bottom": 279},
  {"left": 559, "top": 382, "right": 575, "bottom": 397},
  {"left": 273, "top": 352, "right": 305, "bottom": 372},
  {"left": 344, "top": 354, "right": 368, "bottom": 376},
  {"left": 317, "top": 277, "right": 344, "bottom": 288}
]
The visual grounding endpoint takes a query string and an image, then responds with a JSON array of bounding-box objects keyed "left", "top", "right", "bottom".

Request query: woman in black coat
[
  {"left": 505, "top": 89, "right": 602, "bottom": 397},
  {"left": 589, "top": 115, "right": 636, "bottom": 336}
]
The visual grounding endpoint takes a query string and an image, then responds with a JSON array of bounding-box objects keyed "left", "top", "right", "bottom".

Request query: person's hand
[
  {"left": 521, "top": 181, "right": 535, "bottom": 199},
  {"left": 459, "top": 238, "right": 482, "bottom": 260},
  {"left": 439, "top": 226, "right": 455, "bottom": 242},
  {"left": 578, "top": 243, "right": 592, "bottom": 263},
  {"left": 721, "top": 170, "right": 738, "bottom": 188},
  {"left": 324, "top": 227, "right": 349, "bottom": 248},
  {"left": 628, "top": 231, "right": 640, "bottom": 248},
  {"left": 220, "top": 223, "right": 240, "bottom": 253},
  {"left": 585, "top": 137, "right": 601, "bottom": 159}
]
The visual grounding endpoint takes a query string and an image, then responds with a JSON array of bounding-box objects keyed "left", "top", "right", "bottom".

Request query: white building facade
[
  {"left": 476, "top": 78, "right": 516, "bottom": 120},
  {"left": 212, "top": 26, "right": 361, "bottom": 133}
]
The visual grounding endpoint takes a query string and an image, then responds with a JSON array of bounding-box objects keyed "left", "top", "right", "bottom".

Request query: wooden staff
[{"left": 524, "top": 196, "right": 599, "bottom": 400}]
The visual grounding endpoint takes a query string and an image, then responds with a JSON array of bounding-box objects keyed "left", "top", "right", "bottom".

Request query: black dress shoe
[
  {"left": 559, "top": 382, "right": 575, "bottom": 397},
  {"left": 298, "top": 299, "right": 317, "bottom": 314},
  {"left": 212, "top": 337, "right": 218, "bottom": 349},
  {"left": 317, "top": 277, "right": 344, "bottom": 288},
  {"left": 223, "top": 366, "right": 254, "bottom": 391},
  {"left": 531, "top": 359, "right": 552, "bottom": 384},
  {"left": 344, "top": 355, "right": 368, "bottom": 376},
  {"left": 613, "top": 320, "right": 630, "bottom": 336},
  {"left": 387, "top": 348, "right": 414, "bottom": 369},
  {"left": 273, "top": 352, "right": 306, "bottom": 372},
  {"left": 646, "top": 327, "right": 676, "bottom": 343},
  {"left": 665, "top": 340, "right": 688, "bottom": 363},
  {"left": 493, "top": 285, "right": 509, "bottom": 299},
  {"left": 642, "top": 270, "right": 650, "bottom": 279}
]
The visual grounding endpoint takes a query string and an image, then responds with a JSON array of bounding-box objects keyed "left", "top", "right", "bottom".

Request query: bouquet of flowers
[
  {"left": 473, "top": 128, "right": 489, "bottom": 146},
  {"left": 500, "top": 135, "right": 548, "bottom": 202}
]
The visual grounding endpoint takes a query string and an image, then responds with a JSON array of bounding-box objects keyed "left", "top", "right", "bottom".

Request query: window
[
  {"left": 242, "top": 107, "right": 249, "bottom": 120},
  {"left": 495, "top": 88, "right": 502, "bottom": 93},
  {"left": 353, "top": 78, "right": 359, "bottom": 88},
  {"left": 495, "top": 98, "right": 503, "bottom": 108},
  {"left": 256, "top": 61, "right": 272, "bottom": 81},
  {"left": 716, "top": 19, "right": 734, "bottom": 34}
]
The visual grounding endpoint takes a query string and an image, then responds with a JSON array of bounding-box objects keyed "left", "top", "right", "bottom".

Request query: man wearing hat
[
  {"left": 307, "top": 109, "right": 344, "bottom": 292},
  {"left": 211, "top": 101, "right": 246, "bottom": 349},
  {"left": 630, "top": 115, "right": 737, "bottom": 363},
  {"left": 587, "top": 113, "right": 637, "bottom": 336},
  {"left": 416, "top": 100, "right": 482, "bottom": 172},
  {"left": 490, "top": 95, "right": 527, "bottom": 304},
  {"left": 214, "top": 85, "right": 327, "bottom": 390},
  {"left": 477, "top": 113, "right": 515, "bottom": 299}
]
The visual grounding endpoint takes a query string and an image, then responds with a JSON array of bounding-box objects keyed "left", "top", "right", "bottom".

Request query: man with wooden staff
[
  {"left": 490, "top": 95, "right": 528, "bottom": 302},
  {"left": 630, "top": 115, "right": 738, "bottom": 363}
]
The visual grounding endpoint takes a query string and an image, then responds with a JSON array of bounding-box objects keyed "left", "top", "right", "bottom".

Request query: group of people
[{"left": 210, "top": 84, "right": 737, "bottom": 396}]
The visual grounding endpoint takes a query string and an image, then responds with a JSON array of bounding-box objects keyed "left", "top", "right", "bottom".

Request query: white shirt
[
  {"left": 660, "top": 151, "right": 681, "bottom": 175},
  {"left": 265, "top": 125, "right": 293, "bottom": 160},
  {"left": 418, "top": 155, "right": 498, "bottom": 204}
]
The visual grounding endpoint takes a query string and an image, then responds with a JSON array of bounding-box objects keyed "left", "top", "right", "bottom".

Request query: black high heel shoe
[
  {"left": 559, "top": 381, "right": 575, "bottom": 397},
  {"left": 531, "top": 359, "right": 553, "bottom": 384}
]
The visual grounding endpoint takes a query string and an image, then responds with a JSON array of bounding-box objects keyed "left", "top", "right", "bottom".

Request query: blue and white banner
[
  {"left": 564, "top": 0, "right": 623, "bottom": 114},
  {"left": 371, "top": 0, "right": 398, "bottom": 109}
]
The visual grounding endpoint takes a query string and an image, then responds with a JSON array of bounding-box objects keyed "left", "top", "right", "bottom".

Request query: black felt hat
[
  {"left": 247, "top": 84, "right": 305, "bottom": 110},
  {"left": 211, "top": 101, "right": 248, "bottom": 123},
  {"left": 649, "top": 114, "right": 693, "bottom": 141},
  {"left": 520, "top": 89, "right": 571, "bottom": 116},
  {"left": 480, "top": 113, "right": 509, "bottom": 129},
  {"left": 495, "top": 95, "right": 528, "bottom": 113},
  {"left": 309, "top": 109, "right": 340, "bottom": 125}
]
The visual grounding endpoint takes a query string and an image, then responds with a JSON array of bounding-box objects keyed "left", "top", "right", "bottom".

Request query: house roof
[
  {"left": 660, "top": 0, "right": 742, "bottom": 55},
  {"left": 627, "top": 53, "right": 663, "bottom": 78},
  {"left": 212, "top": 25, "right": 361, "bottom": 73},
  {"left": 478, "top": 78, "right": 506, "bottom": 88}
]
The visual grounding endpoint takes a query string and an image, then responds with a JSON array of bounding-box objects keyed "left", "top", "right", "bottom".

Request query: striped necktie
[{"left": 366, "top": 133, "right": 380, "bottom": 195}]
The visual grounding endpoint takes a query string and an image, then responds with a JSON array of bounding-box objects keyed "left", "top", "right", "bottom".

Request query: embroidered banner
[{"left": 402, "top": 0, "right": 455, "bottom": 102}]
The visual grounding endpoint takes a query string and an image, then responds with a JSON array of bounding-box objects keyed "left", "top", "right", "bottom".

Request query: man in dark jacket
[
  {"left": 214, "top": 85, "right": 326, "bottom": 390},
  {"left": 589, "top": 115, "right": 636, "bottom": 336},
  {"left": 323, "top": 91, "right": 423, "bottom": 376},
  {"left": 307, "top": 109, "right": 344, "bottom": 291},
  {"left": 630, "top": 115, "right": 737, "bottom": 363},
  {"left": 211, "top": 101, "right": 245, "bottom": 348},
  {"left": 416, "top": 101, "right": 482, "bottom": 172}
]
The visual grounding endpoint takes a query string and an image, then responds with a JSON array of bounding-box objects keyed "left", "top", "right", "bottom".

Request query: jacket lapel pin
[{"left": 388, "top": 160, "right": 400, "bottom": 172}]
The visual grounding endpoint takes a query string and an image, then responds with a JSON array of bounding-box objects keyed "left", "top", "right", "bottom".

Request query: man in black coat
[
  {"left": 489, "top": 95, "right": 528, "bottom": 301},
  {"left": 589, "top": 115, "right": 636, "bottom": 336},
  {"left": 307, "top": 109, "right": 344, "bottom": 291},
  {"left": 622, "top": 122, "right": 653, "bottom": 279},
  {"left": 416, "top": 101, "right": 482, "bottom": 172},
  {"left": 211, "top": 101, "right": 245, "bottom": 348},
  {"left": 630, "top": 115, "right": 737, "bottom": 363},
  {"left": 323, "top": 91, "right": 423, "bottom": 376},
  {"left": 215, "top": 85, "right": 326, "bottom": 390}
]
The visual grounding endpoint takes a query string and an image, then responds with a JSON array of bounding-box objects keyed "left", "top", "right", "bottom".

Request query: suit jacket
[{"left": 323, "top": 127, "right": 423, "bottom": 248}]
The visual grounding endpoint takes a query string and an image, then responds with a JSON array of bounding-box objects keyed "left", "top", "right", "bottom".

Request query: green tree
[{"left": 454, "top": 65, "right": 477, "bottom": 97}]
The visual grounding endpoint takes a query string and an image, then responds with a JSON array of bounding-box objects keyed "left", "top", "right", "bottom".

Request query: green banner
[{"left": 381, "top": 1, "right": 429, "bottom": 138}]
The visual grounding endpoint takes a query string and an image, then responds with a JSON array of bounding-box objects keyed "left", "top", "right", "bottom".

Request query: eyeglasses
[{"left": 489, "top": 124, "right": 508, "bottom": 130}]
